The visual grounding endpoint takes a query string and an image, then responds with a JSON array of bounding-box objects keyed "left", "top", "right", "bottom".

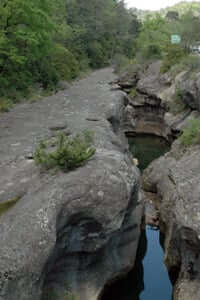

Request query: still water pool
[
  {"left": 101, "top": 134, "right": 172, "bottom": 300},
  {"left": 140, "top": 228, "right": 172, "bottom": 300},
  {"left": 128, "top": 134, "right": 170, "bottom": 171},
  {"left": 101, "top": 228, "right": 172, "bottom": 300}
]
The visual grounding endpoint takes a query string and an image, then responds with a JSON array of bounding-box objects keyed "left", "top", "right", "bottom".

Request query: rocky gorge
[
  {"left": 0, "top": 61, "right": 200, "bottom": 300},
  {"left": 0, "top": 69, "right": 143, "bottom": 300},
  {"left": 117, "top": 60, "right": 200, "bottom": 300}
]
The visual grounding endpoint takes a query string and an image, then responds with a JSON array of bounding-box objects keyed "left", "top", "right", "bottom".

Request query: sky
[{"left": 125, "top": 0, "right": 199, "bottom": 10}]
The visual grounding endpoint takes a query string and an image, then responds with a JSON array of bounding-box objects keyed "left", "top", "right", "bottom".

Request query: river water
[
  {"left": 101, "top": 228, "right": 172, "bottom": 300},
  {"left": 128, "top": 134, "right": 170, "bottom": 171},
  {"left": 101, "top": 134, "right": 172, "bottom": 300}
]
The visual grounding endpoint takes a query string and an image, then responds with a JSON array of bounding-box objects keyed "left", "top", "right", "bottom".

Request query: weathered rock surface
[
  {"left": 119, "top": 62, "right": 171, "bottom": 138},
  {"left": 178, "top": 72, "right": 200, "bottom": 112},
  {"left": 0, "top": 69, "right": 143, "bottom": 300},
  {"left": 118, "top": 61, "right": 200, "bottom": 140},
  {"left": 118, "top": 59, "right": 200, "bottom": 299},
  {"left": 143, "top": 141, "right": 200, "bottom": 300}
]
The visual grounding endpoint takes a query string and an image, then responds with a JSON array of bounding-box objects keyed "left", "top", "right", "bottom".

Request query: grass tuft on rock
[
  {"left": 0, "top": 196, "right": 21, "bottom": 217},
  {"left": 180, "top": 119, "right": 200, "bottom": 146},
  {"left": 34, "top": 130, "right": 96, "bottom": 171}
]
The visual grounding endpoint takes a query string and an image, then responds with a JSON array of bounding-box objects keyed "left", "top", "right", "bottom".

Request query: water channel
[{"left": 101, "top": 134, "right": 172, "bottom": 300}]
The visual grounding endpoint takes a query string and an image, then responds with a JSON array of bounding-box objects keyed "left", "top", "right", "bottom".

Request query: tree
[{"left": 0, "top": 0, "right": 56, "bottom": 96}]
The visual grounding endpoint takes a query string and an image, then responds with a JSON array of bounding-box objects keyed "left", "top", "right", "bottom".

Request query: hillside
[
  {"left": 160, "top": 1, "right": 200, "bottom": 16},
  {"left": 130, "top": 1, "right": 200, "bottom": 19}
]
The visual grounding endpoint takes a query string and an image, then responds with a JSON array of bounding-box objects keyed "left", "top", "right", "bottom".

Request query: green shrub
[
  {"left": 34, "top": 131, "right": 96, "bottom": 171},
  {"left": 169, "top": 55, "right": 200, "bottom": 78},
  {"left": 161, "top": 45, "right": 186, "bottom": 73},
  {"left": 53, "top": 44, "right": 80, "bottom": 80},
  {"left": 112, "top": 54, "right": 131, "bottom": 74},
  {"left": 180, "top": 119, "right": 200, "bottom": 146},
  {"left": 129, "top": 88, "right": 137, "bottom": 98},
  {"left": 169, "top": 88, "right": 186, "bottom": 114},
  {"left": 0, "top": 98, "right": 13, "bottom": 112}
]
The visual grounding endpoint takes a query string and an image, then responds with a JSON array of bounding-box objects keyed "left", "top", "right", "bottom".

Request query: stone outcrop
[
  {"left": 143, "top": 141, "right": 200, "bottom": 300},
  {"left": 118, "top": 61, "right": 200, "bottom": 141},
  {"left": 118, "top": 60, "right": 200, "bottom": 300},
  {"left": 177, "top": 72, "right": 200, "bottom": 112},
  {"left": 0, "top": 69, "right": 143, "bottom": 300}
]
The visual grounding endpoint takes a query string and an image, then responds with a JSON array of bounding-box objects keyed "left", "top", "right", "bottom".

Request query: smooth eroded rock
[{"left": 0, "top": 68, "right": 142, "bottom": 300}]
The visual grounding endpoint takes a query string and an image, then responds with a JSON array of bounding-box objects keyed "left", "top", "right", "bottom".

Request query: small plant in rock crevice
[
  {"left": 129, "top": 88, "right": 137, "bottom": 98},
  {"left": 180, "top": 119, "right": 200, "bottom": 146},
  {"left": 34, "top": 130, "right": 96, "bottom": 171},
  {"left": 169, "top": 87, "right": 187, "bottom": 114}
]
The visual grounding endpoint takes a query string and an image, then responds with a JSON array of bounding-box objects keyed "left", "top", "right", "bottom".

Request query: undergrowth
[{"left": 180, "top": 119, "right": 200, "bottom": 146}]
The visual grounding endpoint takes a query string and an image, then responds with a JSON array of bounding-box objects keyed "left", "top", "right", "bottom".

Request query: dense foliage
[
  {"left": 135, "top": 8, "right": 200, "bottom": 72},
  {"left": 0, "top": 0, "right": 140, "bottom": 102}
]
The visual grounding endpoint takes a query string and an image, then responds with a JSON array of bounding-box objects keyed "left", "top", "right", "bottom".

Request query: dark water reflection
[
  {"left": 101, "top": 228, "right": 172, "bottom": 300},
  {"left": 100, "top": 134, "right": 172, "bottom": 300},
  {"left": 128, "top": 135, "right": 170, "bottom": 171}
]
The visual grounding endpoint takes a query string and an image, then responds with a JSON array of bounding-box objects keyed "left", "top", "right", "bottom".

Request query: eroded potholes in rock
[{"left": 100, "top": 133, "right": 173, "bottom": 300}]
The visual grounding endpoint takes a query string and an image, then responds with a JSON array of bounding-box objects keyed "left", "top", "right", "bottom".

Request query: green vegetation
[
  {"left": 170, "top": 55, "right": 200, "bottom": 78},
  {"left": 132, "top": 1, "right": 200, "bottom": 20},
  {"left": 43, "top": 289, "right": 77, "bottom": 300},
  {"left": 133, "top": 6, "right": 200, "bottom": 73},
  {"left": 160, "top": 1, "right": 200, "bottom": 17},
  {"left": 161, "top": 45, "right": 186, "bottom": 73},
  {"left": 0, "top": 98, "right": 13, "bottom": 112},
  {"left": 129, "top": 88, "right": 137, "bottom": 98},
  {"left": 0, "top": 0, "right": 141, "bottom": 104},
  {"left": 0, "top": 196, "right": 21, "bottom": 217},
  {"left": 168, "top": 87, "right": 186, "bottom": 114},
  {"left": 180, "top": 119, "right": 200, "bottom": 146},
  {"left": 136, "top": 14, "right": 168, "bottom": 61},
  {"left": 1, "top": 0, "right": 200, "bottom": 107},
  {"left": 34, "top": 131, "right": 96, "bottom": 171}
]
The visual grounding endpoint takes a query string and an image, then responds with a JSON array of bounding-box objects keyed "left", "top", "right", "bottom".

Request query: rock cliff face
[
  {"left": 118, "top": 61, "right": 200, "bottom": 140},
  {"left": 0, "top": 69, "right": 143, "bottom": 300},
  {"left": 177, "top": 72, "right": 200, "bottom": 111},
  {"left": 118, "top": 61, "right": 170, "bottom": 138},
  {"left": 118, "top": 61, "right": 200, "bottom": 300},
  {"left": 143, "top": 141, "right": 200, "bottom": 300}
]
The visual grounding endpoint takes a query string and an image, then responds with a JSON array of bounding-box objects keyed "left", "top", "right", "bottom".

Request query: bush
[
  {"left": 161, "top": 45, "right": 186, "bottom": 73},
  {"left": 87, "top": 41, "right": 107, "bottom": 68},
  {"left": 129, "top": 88, "right": 137, "bottom": 98},
  {"left": 112, "top": 54, "right": 130, "bottom": 73},
  {"left": 34, "top": 131, "right": 96, "bottom": 171},
  {"left": 53, "top": 45, "right": 80, "bottom": 80},
  {"left": 172, "top": 55, "right": 200, "bottom": 76},
  {"left": 180, "top": 119, "right": 200, "bottom": 146},
  {"left": 168, "top": 88, "right": 186, "bottom": 114},
  {"left": 0, "top": 98, "right": 13, "bottom": 112}
]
